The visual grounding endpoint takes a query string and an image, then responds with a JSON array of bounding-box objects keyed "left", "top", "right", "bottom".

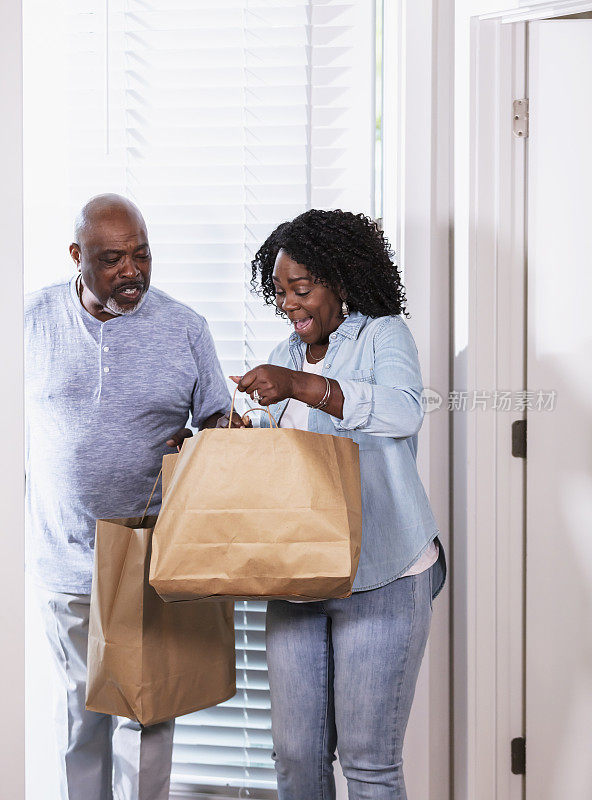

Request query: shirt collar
[
  {"left": 68, "top": 274, "right": 151, "bottom": 324},
  {"left": 288, "top": 310, "right": 368, "bottom": 346}
]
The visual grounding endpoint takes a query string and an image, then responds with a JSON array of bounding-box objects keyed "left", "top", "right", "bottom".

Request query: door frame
[
  {"left": 0, "top": 0, "right": 25, "bottom": 797},
  {"left": 457, "top": 2, "right": 592, "bottom": 799},
  {"left": 463, "top": 16, "right": 528, "bottom": 800}
]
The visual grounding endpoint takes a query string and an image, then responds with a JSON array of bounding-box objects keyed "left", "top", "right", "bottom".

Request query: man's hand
[
  {"left": 230, "top": 365, "right": 297, "bottom": 406},
  {"left": 166, "top": 427, "right": 193, "bottom": 449},
  {"left": 214, "top": 411, "right": 252, "bottom": 429}
]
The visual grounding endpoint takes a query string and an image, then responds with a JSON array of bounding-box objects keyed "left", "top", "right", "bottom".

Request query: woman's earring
[{"left": 341, "top": 300, "right": 349, "bottom": 318}]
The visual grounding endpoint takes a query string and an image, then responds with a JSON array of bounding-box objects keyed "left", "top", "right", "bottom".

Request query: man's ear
[{"left": 69, "top": 242, "right": 81, "bottom": 269}]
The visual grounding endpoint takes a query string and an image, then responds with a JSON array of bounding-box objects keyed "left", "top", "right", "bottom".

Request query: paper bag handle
[
  {"left": 140, "top": 392, "right": 279, "bottom": 525},
  {"left": 229, "top": 386, "right": 278, "bottom": 429},
  {"left": 140, "top": 468, "right": 162, "bottom": 525},
  {"left": 139, "top": 443, "right": 180, "bottom": 525}
]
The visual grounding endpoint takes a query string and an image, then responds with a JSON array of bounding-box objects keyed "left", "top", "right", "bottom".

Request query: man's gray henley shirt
[{"left": 25, "top": 277, "right": 231, "bottom": 594}]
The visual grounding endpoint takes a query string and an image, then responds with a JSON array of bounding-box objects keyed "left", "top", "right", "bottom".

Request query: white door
[{"left": 526, "top": 19, "right": 592, "bottom": 800}]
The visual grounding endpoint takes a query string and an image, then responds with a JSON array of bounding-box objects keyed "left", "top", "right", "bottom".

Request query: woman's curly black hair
[{"left": 250, "top": 209, "right": 409, "bottom": 319}]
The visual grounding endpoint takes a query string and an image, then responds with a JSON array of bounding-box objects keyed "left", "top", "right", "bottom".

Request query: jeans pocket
[{"left": 428, "top": 566, "right": 434, "bottom": 611}]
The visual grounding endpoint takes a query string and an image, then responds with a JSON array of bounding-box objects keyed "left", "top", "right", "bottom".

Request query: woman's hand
[{"left": 230, "top": 365, "right": 297, "bottom": 406}]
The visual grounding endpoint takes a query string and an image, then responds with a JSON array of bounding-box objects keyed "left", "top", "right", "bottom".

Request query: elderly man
[{"left": 25, "top": 194, "right": 240, "bottom": 800}]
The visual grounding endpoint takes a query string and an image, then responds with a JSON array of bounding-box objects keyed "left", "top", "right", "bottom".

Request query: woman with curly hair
[{"left": 232, "top": 209, "right": 446, "bottom": 800}]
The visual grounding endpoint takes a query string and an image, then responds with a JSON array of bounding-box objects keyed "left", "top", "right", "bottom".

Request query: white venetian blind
[{"left": 24, "top": 1, "right": 375, "bottom": 797}]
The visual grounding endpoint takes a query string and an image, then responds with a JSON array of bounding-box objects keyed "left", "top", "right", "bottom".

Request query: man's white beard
[{"left": 103, "top": 291, "right": 147, "bottom": 316}]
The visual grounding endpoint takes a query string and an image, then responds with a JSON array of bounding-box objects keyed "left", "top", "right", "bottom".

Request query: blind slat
[{"left": 174, "top": 728, "right": 271, "bottom": 747}]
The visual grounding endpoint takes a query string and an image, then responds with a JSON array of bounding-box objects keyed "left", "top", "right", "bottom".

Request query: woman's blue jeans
[{"left": 265, "top": 565, "right": 434, "bottom": 800}]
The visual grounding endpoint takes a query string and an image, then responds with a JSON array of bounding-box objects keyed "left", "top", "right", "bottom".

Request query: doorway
[
  {"left": 525, "top": 18, "right": 592, "bottom": 800},
  {"left": 466, "top": 8, "right": 592, "bottom": 800}
]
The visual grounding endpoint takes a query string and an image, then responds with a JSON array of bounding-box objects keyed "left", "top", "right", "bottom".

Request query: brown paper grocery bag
[
  {"left": 86, "top": 506, "right": 236, "bottom": 726},
  {"left": 149, "top": 422, "right": 362, "bottom": 602}
]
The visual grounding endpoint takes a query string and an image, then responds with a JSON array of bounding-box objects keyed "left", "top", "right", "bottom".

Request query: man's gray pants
[{"left": 37, "top": 588, "right": 175, "bottom": 800}]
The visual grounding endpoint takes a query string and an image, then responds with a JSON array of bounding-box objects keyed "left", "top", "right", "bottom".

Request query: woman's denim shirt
[{"left": 261, "top": 311, "right": 446, "bottom": 596}]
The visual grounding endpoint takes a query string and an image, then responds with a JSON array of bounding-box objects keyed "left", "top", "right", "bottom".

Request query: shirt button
[
  {"left": 103, "top": 366, "right": 110, "bottom": 373},
  {"left": 103, "top": 346, "right": 110, "bottom": 352}
]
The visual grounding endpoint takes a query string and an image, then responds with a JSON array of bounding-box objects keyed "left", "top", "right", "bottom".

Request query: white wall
[
  {"left": 0, "top": 1, "right": 25, "bottom": 798},
  {"left": 391, "top": 3, "right": 453, "bottom": 798}
]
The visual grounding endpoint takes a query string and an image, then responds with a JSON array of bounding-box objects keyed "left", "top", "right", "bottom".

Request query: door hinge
[
  {"left": 513, "top": 98, "right": 529, "bottom": 139},
  {"left": 511, "top": 737, "right": 526, "bottom": 775},
  {"left": 511, "top": 419, "right": 527, "bottom": 458}
]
